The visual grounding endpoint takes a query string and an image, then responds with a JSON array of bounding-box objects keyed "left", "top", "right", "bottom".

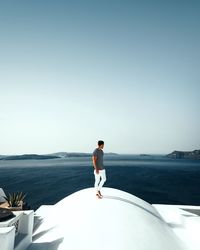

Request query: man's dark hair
[{"left": 98, "top": 140, "right": 104, "bottom": 146}]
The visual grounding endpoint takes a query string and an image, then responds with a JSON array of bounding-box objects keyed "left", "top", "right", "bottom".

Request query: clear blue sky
[{"left": 0, "top": 0, "right": 199, "bottom": 154}]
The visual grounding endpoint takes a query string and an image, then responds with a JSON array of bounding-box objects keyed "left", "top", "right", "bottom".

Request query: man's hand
[{"left": 95, "top": 168, "right": 99, "bottom": 174}]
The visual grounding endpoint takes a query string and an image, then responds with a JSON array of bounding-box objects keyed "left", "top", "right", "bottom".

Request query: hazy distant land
[
  {"left": 0, "top": 150, "right": 199, "bottom": 161},
  {"left": 167, "top": 150, "right": 200, "bottom": 160},
  {"left": 0, "top": 152, "right": 118, "bottom": 160}
]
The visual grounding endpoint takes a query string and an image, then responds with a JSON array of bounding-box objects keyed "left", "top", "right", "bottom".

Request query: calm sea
[{"left": 0, "top": 155, "right": 200, "bottom": 210}]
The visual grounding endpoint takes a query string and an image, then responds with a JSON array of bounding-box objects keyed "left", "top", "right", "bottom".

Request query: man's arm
[{"left": 92, "top": 155, "right": 99, "bottom": 174}]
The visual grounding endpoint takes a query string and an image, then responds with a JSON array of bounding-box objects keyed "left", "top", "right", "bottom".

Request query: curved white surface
[{"left": 30, "top": 188, "right": 186, "bottom": 250}]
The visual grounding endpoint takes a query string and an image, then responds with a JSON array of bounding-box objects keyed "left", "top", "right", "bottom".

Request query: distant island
[
  {"left": 167, "top": 150, "right": 200, "bottom": 160},
  {"left": 0, "top": 152, "right": 118, "bottom": 161},
  {"left": 0, "top": 154, "right": 60, "bottom": 161}
]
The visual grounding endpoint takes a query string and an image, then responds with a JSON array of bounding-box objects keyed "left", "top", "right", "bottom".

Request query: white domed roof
[{"left": 31, "top": 188, "right": 185, "bottom": 250}]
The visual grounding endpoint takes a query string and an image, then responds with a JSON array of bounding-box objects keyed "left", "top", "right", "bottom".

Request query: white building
[{"left": 1, "top": 187, "right": 200, "bottom": 250}]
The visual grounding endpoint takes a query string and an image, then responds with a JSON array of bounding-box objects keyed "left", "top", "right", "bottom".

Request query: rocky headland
[{"left": 167, "top": 150, "right": 200, "bottom": 160}]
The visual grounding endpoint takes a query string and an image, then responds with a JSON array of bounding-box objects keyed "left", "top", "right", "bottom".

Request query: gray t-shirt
[{"left": 93, "top": 148, "right": 104, "bottom": 169}]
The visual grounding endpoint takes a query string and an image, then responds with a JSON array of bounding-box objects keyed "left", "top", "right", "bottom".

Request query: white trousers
[{"left": 94, "top": 169, "right": 106, "bottom": 191}]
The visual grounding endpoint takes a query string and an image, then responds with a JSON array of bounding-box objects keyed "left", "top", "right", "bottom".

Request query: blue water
[{"left": 0, "top": 155, "right": 200, "bottom": 210}]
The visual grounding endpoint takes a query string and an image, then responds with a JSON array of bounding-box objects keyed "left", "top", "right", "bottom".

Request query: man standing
[{"left": 92, "top": 140, "right": 106, "bottom": 198}]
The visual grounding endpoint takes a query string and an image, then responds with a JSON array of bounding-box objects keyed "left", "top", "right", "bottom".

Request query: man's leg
[
  {"left": 98, "top": 170, "right": 106, "bottom": 191},
  {"left": 94, "top": 170, "right": 101, "bottom": 192}
]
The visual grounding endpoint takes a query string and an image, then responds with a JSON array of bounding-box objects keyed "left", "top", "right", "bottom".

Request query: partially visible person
[{"left": 92, "top": 140, "right": 106, "bottom": 198}]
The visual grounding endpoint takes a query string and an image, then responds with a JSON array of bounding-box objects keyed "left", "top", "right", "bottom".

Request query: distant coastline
[
  {"left": 167, "top": 149, "right": 200, "bottom": 160},
  {"left": 1, "top": 150, "right": 200, "bottom": 161},
  {"left": 0, "top": 152, "right": 118, "bottom": 161}
]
